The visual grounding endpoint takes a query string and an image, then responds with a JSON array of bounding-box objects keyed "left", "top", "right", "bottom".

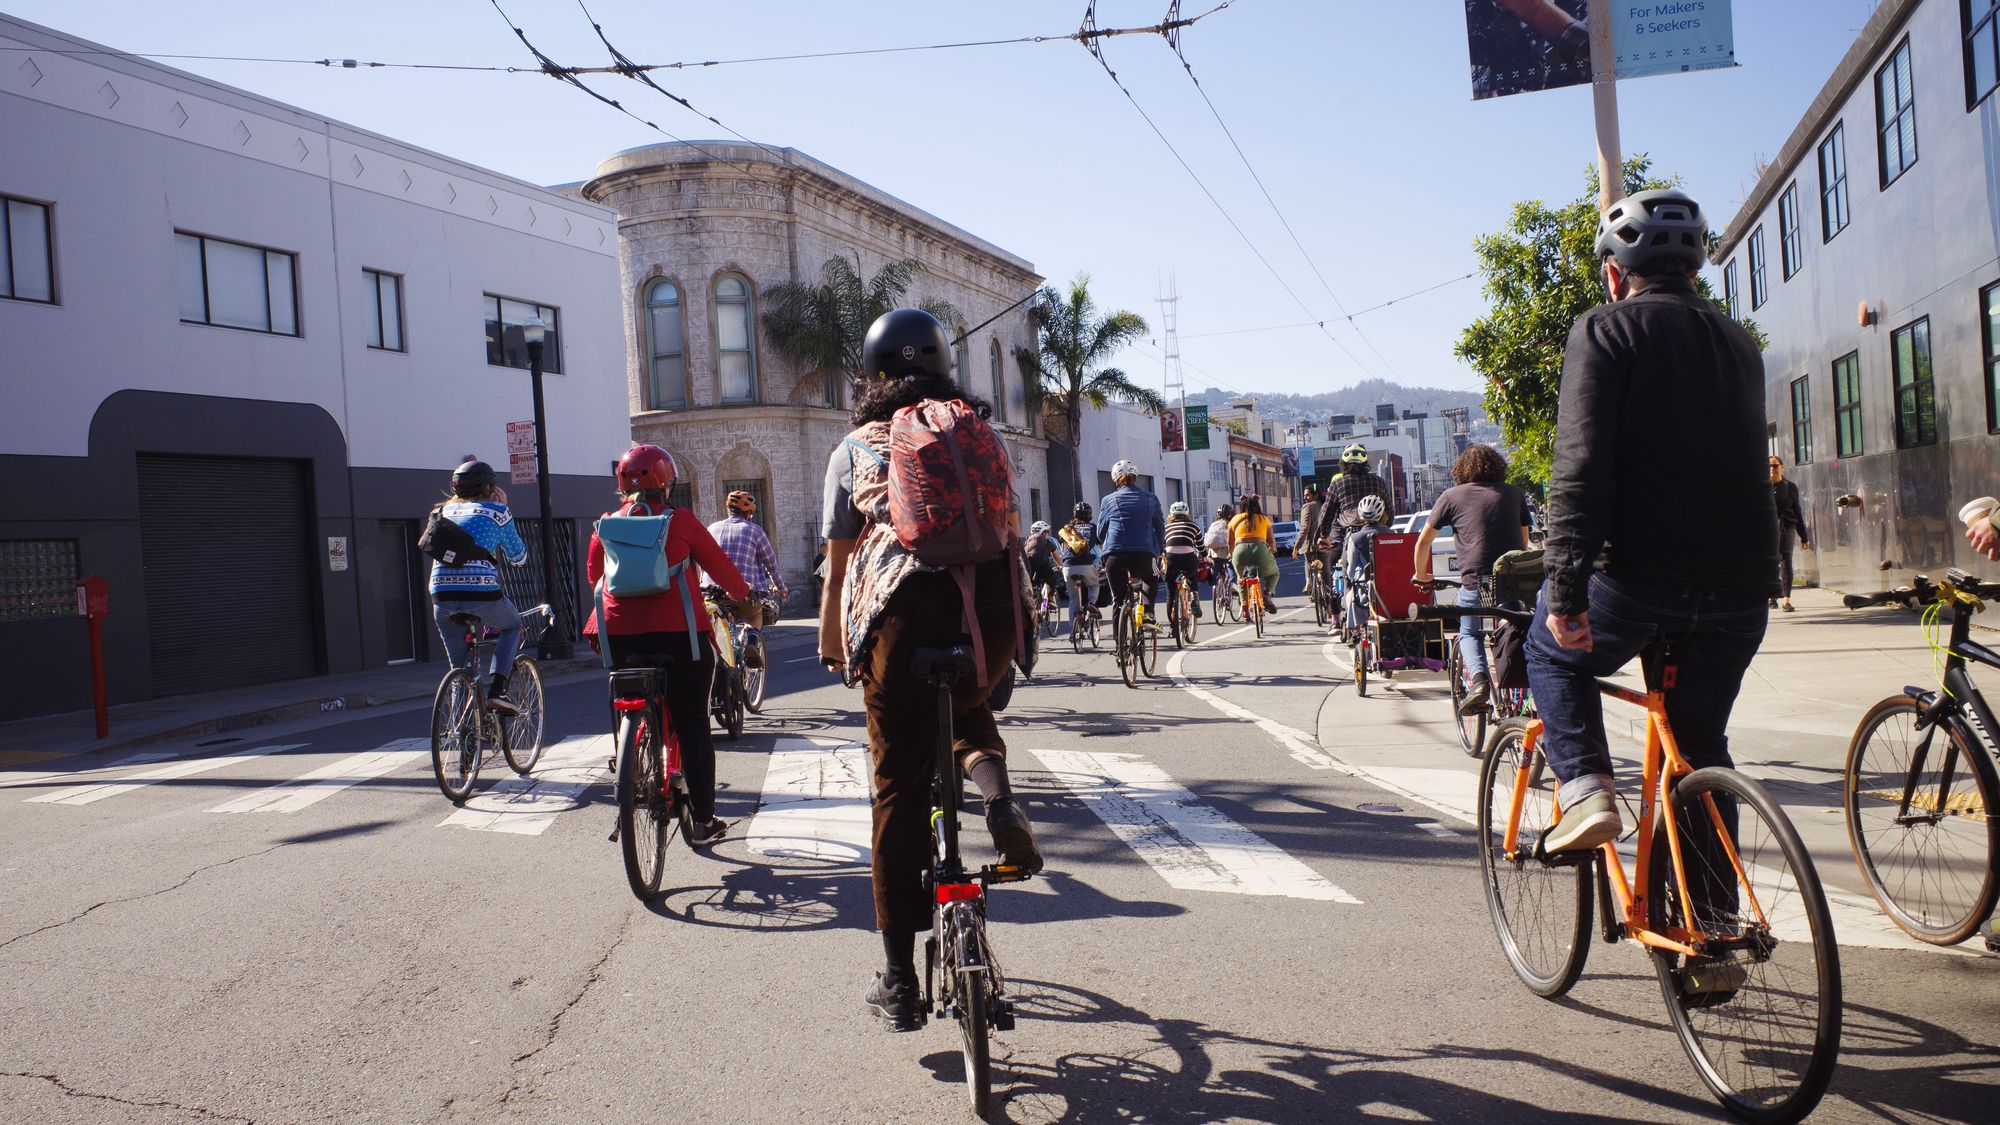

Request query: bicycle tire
[
  {"left": 1477, "top": 719, "right": 1591, "bottom": 997},
  {"left": 1843, "top": 695, "right": 2000, "bottom": 945},
  {"left": 617, "top": 714, "right": 669, "bottom": 902},
  {"left": 503, "top": 656, "right": 545, "bottom": 774},
  {"left": 1251, "top": 592, "right": 1265, "bottom": 639},
  {"left": 1138, "top": 618, "right": 1158, "bottom": 679},
  {"left": 1354, "top": 639, "right": 1368, "bottom": 697},
  {"left": 1166, "top": 587, "right": 1184, "bottom": 651},
  {"left": 1448, "top": 646, "right": 1488, "bottom": 759},
  {"left": 1180, "top": 579, "right": 1199, "bottom": 645},
  {"left": 1312, "top": 573, "right": 1330, "bottom": 627},
  {"left": 725, "top": 677, "right": 746, "bottom": 740},
  {"left": 1116, "top": 603, "right": 1138, "bottom": 689},
  {"left": 954, "top": 907, "right": 992, "bottom": 1117},
  {"left": 1648, "top": 767, "right": 1841, "bottom": 1125},
  {"left": 429, "top": 670, "right": 483, "bottom": 803}
]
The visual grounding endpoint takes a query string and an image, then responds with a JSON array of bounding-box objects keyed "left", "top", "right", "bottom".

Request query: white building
[
  {"left": 1072, "top": 400, "right": 1232, "bottom": 519},
  {"left": 0, "top": 15, "right": 626, "bottom": 720}
]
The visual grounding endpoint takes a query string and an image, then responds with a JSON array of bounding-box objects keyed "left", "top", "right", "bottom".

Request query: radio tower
[{"left": 1157, "top": 275, "right": 1195, "bottom": 513}]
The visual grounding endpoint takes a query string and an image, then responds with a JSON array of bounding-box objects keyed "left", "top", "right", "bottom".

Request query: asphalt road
[{"left": 2, "top": 558, "right": 1993, "bottom": 1123}]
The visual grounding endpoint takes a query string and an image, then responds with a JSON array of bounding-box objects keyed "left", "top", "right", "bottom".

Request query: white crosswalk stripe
[
  {"left": 208, "top": 739, "right": 428, "bottom": 814},
  {"left": 0, "top": 751, "right": 179, "bottom": 791},
  {"left": 437, "top": 734, "right": 611, "bottom": 836},
  {"left": 1030, "top": 747, "right": 1362, "bottom": 903},
  {"left": 26, "top": 744, "right": 305, "bottom": 806},
  {"left": 744, "top": 737, "right": 872, "bottom": 864}
]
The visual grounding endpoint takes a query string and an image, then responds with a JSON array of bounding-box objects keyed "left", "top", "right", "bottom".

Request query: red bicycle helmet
[{"left": 617, "top": 443, "right": 678, "bottom": 493}]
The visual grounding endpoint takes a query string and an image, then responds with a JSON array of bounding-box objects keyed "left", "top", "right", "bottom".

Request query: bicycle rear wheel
[
  {"left": 617, "top": 714, "right": 669, "bottom": 901},
  {"left": 1250, "top": 591, "right": 1265, "bottom": 638},
  {"left": 1649, "top": 767, "right": 1841, "bottom": 1124},
  {"left": 1138, "top": 619, "right": 1158, "bottom": 679},
  {"left": 1843, "top": 695, "right": 1999, "bottom": 944},
  {"left": 1477, "top": 719, "right": 1591, "bottom": 997},
  {"left": 744, "top": 651, "right": 768, "bottom": 714},
  {"left": 1449, "top": 645, "right": 1487, "bottom": 758},
  {"left": 1354, "top": 638, "right": 1368, "bottom": 697},
  {"left": 503, "top": 656, "right": 545, "bottom": 774},
  {"left": 1116, "top": 605, "right": 1138, "bottom": 689},
  {"left": 1312, "top": 573, "right": 1330, "bottom": 627},
  {"left": 430, "top": 670, "right": 483, "bottom": 803},
  {"left": 952, "top": 906, "right": 992, "bottom": 1117},
  {"left": 1179, "top": 580, "right": 1198, "bottom": 645},
  {"left": 1166, "top": 588, "right": 1184, "bottom": 651}
]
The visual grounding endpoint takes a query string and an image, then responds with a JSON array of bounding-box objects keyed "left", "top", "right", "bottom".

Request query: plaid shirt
[
  {"left": 706, "top": 515, "right": 782, "bottom": 593},
  {"left": 1324, "top": 469, "right": 1391, "bottom": 548}
]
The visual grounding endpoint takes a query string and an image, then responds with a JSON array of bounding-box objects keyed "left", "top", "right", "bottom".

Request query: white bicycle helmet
[
  {"left": 1357, "top": 495, "right": 1387, "bottom": 524},
  {"left": 1029, "top": 521, "right": 1050, "bottom": 535},
  {"left": 1111, "top": 459, "right": 1140, "bottom": 482},
  {"left": 1169, "top": 501, "right": 1189, "bottom": 517}
]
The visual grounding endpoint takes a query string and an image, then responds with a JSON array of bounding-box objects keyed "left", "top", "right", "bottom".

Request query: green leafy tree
[
  {"left": 1455, "top": 156, "right": 1760, "bottom": 485},
  {"left": 1014, "top": 273, "right": 1161, "bottom": 496},
  {"left": 761, "top": 256, "right": 959, "bottom": 404}
]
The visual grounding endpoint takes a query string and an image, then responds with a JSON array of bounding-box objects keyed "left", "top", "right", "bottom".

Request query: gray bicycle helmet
[
  {"left": 1357, "top": 495, "right": 1387, "bottom": 524},
  {"left": 1594, "top": 189, "right": 1707, "bottom": 274}
]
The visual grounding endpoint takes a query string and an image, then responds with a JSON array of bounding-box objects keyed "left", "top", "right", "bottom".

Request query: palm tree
[
  {"left": 761, "top": 256, "right": 959, "bottom": 405},
  {"left": 1014, "top": 273, "right": 1161, "bottom": 496}
]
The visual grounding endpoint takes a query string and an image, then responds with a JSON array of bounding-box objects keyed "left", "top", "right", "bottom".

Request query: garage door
[{"left": 138, "top": 454, "right": 318, "bottom": 696}]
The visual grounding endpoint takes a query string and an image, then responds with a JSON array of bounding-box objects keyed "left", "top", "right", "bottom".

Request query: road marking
[
  {"left": 1030, "top": 747, "right": 1360, "bottom": 903},
  {"left": 438, "top": 734, "right": 611, "bottom": 835},
  {"left": 26, "top": 745, "right": 305, "bottom": 806},
  {"left": 208, "top": 740, "right": 427, "bottom": 814},
  {"left": 745, "top": 737, "right": 872, "bottom": 864},
  {"left": 1165, "top": 637, "right": 1352, "bottom": 776},
  {"left": 0, "top": 751, "right": 179, "bottom": 791},
  {"left": 1416, "top": 821, "right": 1460, "bottom": 839}
]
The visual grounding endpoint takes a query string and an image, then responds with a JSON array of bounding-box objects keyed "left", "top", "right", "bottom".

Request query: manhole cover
[
  {"left": 1358, "top": 803, "right": 1404, "bottom": 814},
  {"left": 196, "top": 736, "right": 244, "bottom": 747}
]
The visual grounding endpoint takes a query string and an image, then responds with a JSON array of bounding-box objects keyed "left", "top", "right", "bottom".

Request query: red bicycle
[{"left": 608, "top": 665, "right": 695, "bottom": 902}]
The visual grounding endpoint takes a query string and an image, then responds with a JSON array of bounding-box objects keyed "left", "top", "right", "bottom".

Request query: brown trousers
[{"left": 861, "top": 558, "right": 1018, "bottom": 932}]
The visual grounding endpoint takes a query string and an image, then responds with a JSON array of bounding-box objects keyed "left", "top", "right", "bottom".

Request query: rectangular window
[
  {"left": 1778, "top": 183, "right": 1803, "bottom": 281},
  {"left": 1833, "top": 352, "right": 1864, "bottom": 457},
  {"left": 1790, "top": 376, "right": 1813, "bottom": 464},
  {"left": 1877, "top": 37, "right": 1919, "bottom": 187},
  {"left": 1983, "top": 281, "right": 2000, "bottom": 432},
  {"left": 1818, "top": 124, "right": 1850, "bottom": 241},
  {"left": 1891, "top": 317, "right": 1937, "bottom": 448},
  {"left": 483, "top": 295, "right": 561, "bottom": 373},
  {"left": 0, "top": 538, "right": 79, "bottom": 622},
  {"left": 1029, "top": 488, "right": 1042, "bottom": 525},
  {"left": 1748, "top": 227, "right": 1768, "bottom": 310},
  {"left": 1970, "top": 0, "right": 2000, "bottom": 108},
  {"left": 1097, "top": 470, "right": 1115, "bottom": 503},
  {"left": 0, "top": 195, "right": 54, "bottom": 303},
  {"left": 1723, "top": 259, "right": 1740, "bottom": 319},
  {"left": 364, "top": 269, "right": 403, "bottom": 351},
  {"left": 175, "top": 231, "right": 298, "bottom": 335}
]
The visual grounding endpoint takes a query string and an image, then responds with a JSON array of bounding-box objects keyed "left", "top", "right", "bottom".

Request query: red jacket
[{"left": 586, "top": 504, "right": 750, "bottom": 636}]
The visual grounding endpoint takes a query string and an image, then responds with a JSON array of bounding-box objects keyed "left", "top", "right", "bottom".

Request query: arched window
[
  {"left": 989, "top": 339, "right": 1007, "bottom": 424},
  {"left": 645, "top": 279, "right": 685, "bottom": 409},
  {"left": 714, "top": 273, "right": 758, "bottom": 403}
]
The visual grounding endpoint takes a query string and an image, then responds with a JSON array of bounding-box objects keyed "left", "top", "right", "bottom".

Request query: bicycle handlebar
[
  {"left": 1411, "top": 602, "right": 1533, "bottom": 626},
  {"left": 1843, "top": 570, "right": 2000, "bottom": 610}
]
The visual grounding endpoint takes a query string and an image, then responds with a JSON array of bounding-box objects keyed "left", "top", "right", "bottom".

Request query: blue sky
[{"left": 7, "top": 1, "right": 1881, "bottom": 398}]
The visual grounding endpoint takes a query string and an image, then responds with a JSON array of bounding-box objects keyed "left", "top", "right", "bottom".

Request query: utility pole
[
  {"left": 1587, "top": 0, "right": 1624, "bottom": 210},
  {"left": 1157, "top": 276, "right": 1192, "bottom": 514}
]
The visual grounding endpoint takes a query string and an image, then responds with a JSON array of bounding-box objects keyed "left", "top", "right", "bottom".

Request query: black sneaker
[
  {"left": 864, "top": 970, "right": 926, "bottom": 1032},
  {"left": 1459, "top": 673, "right": 1491, "bottom": 716},
  {"left": 688, "top": 817, "right": 729, "bottom": 847},
  {"left": 986, "top": 797, "right": 1045, "bottom": 875},
  {"left": 487, "top": 675, "right": 521, "bottom": 716}
]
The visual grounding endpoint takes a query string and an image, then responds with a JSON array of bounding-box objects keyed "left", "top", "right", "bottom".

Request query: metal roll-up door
[{"left": 138, "top": 454, "right": 318, "bottom": 696}]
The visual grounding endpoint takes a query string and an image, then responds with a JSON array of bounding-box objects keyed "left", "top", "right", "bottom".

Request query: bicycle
[
  {"left": 1307, "top": 556, "right": 1332, "bottom": 628},
  {"left": 1166, "top": 568, "right": 1200, "bottom": 649},
  {"left": 1240, "top": 573, "right": 1266, "bottom": 639},
  {"left": 703, "top": 594, "right": 749, "bottom": 740},
  {"left": 1430, "top": 598, "right": 1841, "bottom": 1124},
  {"left": 1112, "top": 588, "right": 1159, "bottom": 689},
  {"left": 710, "top": 590, "right": 777, "bottom": 715},
  {"left": 606, "top": 662, "right": 696, "bottom": 902},
  {"left": 1210, "top": 555, "right": 1239, "bottom": 623},
  {"left": 429, "top": 604, "right": 550, "bottom": 802},
  {"left": 1840, "top": 568, "right": 2000, "bottom": 946},
  {"left": 911, "top": 644, "right": 1032, "bottom": 1116},
  {"left": 1068, "top": 576, "right": 1101, "bottom": 654},
  {"left": 1421, "top": 576, "right": 1491, "bottom": 758},
  {"left": 1034, "top": 581, "right": 1062, "bottom": 640}
]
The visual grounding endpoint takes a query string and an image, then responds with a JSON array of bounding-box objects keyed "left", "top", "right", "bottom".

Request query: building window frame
[
  {"left": 1890, "top": 316, "right": 1937, "bottom": 449},
  {"left": 712, "top": 272, "right": 758, "bottom": 404},
  {"left": 176, "top": 230, "right": 300, "bottom": 337},
  {"left": 1968, "top": 0, "right": 2000, "bottom": 109},
  {"left": 1723, "top": 258, "right": 1741, "bottom": 320},
  {"left": 1983, "top": 280, "right": 2000, "bottom": 433},
  {"left": 1778, "top": 182, "right": 1803, "bottom": 281},
  {"left": 1748, "top": 226, "right": 1769, "bottom": 310},
  {"left": 1877, "top": 36, "right": 1919, "bottom": 188},
  {"left": 0, "top": 194, "right": 55, "bottom": 305},
  {"left": 644, "top": 277, "right": 687, "bottom": 409},
  {"left": 1789, "top": 375, "right": 1813, "bottom": 465},
  {"left": 1833, "top": 351, "right": 1864, "bottom": 458},
  {"left": 1818, "top": 123, "right": 1850, "bottom": 241},
  {"left": 364, "top": 268, "right": 404, "bottom": 352},
  {"left": 483, "top": 294, "right": 562, "bottom": 374}
]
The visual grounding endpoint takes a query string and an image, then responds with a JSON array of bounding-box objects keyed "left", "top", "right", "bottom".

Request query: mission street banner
[{"left": 1465, "top": 0, "right": 1734, "bottom": 100}]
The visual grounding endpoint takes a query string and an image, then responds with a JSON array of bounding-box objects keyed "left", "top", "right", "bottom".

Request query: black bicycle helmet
[
  {"left": 451, "top": 459, "right": 496, "bottom": 497},
  {"left": 1073, "top": 501, "right": 1093, "bottom": 520},
  {"left": 862, "top": 307, "right": 953, "bottom": 380},
  {"left": 1595, "top": 188, "right": 1707, "bottom": 274}
]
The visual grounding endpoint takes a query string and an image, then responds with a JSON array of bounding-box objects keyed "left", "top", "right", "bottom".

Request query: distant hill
[{"left": 1187, "top": 380, "right": 1488, "bottom": 428}]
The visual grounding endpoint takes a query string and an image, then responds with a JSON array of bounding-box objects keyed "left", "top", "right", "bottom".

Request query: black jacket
[
  {"left": 1772, "top": 478, "right": 1808, "bottom": 542},
  {"left": 1543, "top": 278, "right": 1779, "bottom": 615}
]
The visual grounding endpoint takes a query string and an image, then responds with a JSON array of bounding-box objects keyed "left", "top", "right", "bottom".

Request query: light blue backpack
[{"left": 593, "top": 507, "right": 698, "bottom": 665}]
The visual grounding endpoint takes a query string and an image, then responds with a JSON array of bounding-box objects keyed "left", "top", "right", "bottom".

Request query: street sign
[
  {"left": 1298, "top": 445, "right": 1315, "bottom": 478},
  {"left": 1186, "top": 404, "right": 1210, "bottom": 451},
  {"left": 509, "top": 451, "right": 537, "bottom": 485},
  {"left": 506, "top": 420, "right": 536, "bottom": 454}
]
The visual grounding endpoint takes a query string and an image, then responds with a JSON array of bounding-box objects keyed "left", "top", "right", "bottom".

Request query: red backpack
[{"left": 884, "top": 398, "right": 1013, "bottom": 565}]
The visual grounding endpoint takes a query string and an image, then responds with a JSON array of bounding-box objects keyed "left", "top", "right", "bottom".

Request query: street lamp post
[{"left": 522, "top": 316, "right": 572, "bottom": 659}]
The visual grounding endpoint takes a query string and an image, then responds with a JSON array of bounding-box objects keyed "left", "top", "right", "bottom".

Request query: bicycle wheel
[
  {"left": 503, "top": 656, "right": 546, "bottom": 774},
  {"left": 617, "top": 714, "right": 669, "bottom": 901},
  {"left": 1116, "top": 604, "right": 1138, "bottom": 689},
  {"left": 1251, "top": 591, "right": 1265, "bottom": 639},
  {"left": 1312, "top": 573, "right": 1330, "bottom": 627},
  {"left": 1648, "top": 767, "right": 1841, "bottom": 1124},
  {"left": 1477, "top": 719, "right": 1591, "bottom": 997},
  {"left": 1843, "top": 695, "right": 1999, "bottom": 944},
  {"left": 429, "top": 670, "right": 483, "bottom": 802},
  {"left": 953, "top": 907, "right": 992, "bottom": 1117},
  {"left": 744, "top": 651, "right": 768, "bottom": 714},
  {"left": 1353, "top": 637, "right": 1368, "bottom": 697},
  {"left": 1166, "top": 586, "right": 1185, "bottom": 651},
  {"left": 1448, "top": 646, "right": 1487, "bottom": 759},
  {"left": 725, "top": 676, "right": 746, "bottom": 740},
  {"left": 1138, "top": 618, "right": 1158, "bottom": 679},
  {"left": 1070, "top": 607, "right": 1086, "bottom": 653}
]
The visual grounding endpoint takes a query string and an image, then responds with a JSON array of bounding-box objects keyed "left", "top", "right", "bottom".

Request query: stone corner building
[{"left": 581, "top": 142, "right": 1049, "bottom": 601}]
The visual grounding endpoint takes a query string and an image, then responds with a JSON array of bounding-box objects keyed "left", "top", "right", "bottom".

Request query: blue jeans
[
  {"left": 434, "top": 597, "right": 522, "bottom": 677},
  {"left": 1525, "top": 574, "right": 1767, "bottom": 811},
  {"left": 1457, "top": 583, "right": 1488, "bottom": 681}
]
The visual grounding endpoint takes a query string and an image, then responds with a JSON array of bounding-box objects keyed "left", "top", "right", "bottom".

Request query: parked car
[{"left": 1271, "top": 520, "right": 1301, "bottom": 556}]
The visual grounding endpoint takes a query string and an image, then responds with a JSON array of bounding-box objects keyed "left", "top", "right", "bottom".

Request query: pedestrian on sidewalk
[{"left": 1771, "top": 457, "right": 1811, "bottom": 612}]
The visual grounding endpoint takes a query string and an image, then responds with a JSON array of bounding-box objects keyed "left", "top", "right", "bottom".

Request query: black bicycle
[
  {"left": 429, "top": 604, "right": 550, "bottom": 802},
  {"left": 912, "top": 645, "right": 1031, "bottom": 1116},
  {"left": 1112, "top": 588, "right": 1159, "bottom": 689},
  {"left": 1842, "top": 568, "right": 2000, "bottom": 946},
  {"left": 1068, "top": 576, "right": 1101, "bottom": 653}
]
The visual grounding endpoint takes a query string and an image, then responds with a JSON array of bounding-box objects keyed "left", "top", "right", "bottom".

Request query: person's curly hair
[
  {"left": 851, "top": 374, "right": 991, "bottom": 425},
  {"left": 1452, "top": 444, "right": 1508, "bottom": 485}
]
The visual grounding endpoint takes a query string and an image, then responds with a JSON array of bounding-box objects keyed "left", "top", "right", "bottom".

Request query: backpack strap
[{"left": 843, "top": 437, "right": 886, "bottom": 468}]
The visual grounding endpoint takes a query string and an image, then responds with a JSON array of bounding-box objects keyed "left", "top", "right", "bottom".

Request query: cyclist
[
  {"left": 816, "top": 307, "right": 1043, "bottom": 1032},
  {"left": 588, "top": 443, "right": 750, "bottom": 848},
  {"left": 1299, "top": 482, "right": 1325, "bottom": 566},
  {"left": 1341, "top": 494, "right": 1391, "bottom": 635},
  {"left": 706, "top": 490, "right": 788, "bottom": 667},
  {"left": 1055, "top": 502, "right": 1104, "bottom": 630},
  {"left": 1094, "top": 459, "right": 1166, "bottom": 623},
  {"left": 1162, "top": 501, "right": 1205, "bottom": 618},
  {"left": 1023, "top": 521, "right": 1067, "bottom": 610},
  {"left": 1229, "top": 494, "right": 1280, "bottom": 615},
  {"left": 1415, "top": 444, "right": 1532, "bottom": 714},
  {"left": 1326, "top": 444, "right": 1392, "bottom": 563},
  {"left": 428, "top": 459, "right": 529, "bottom": 715},
  {"left": 1203, "top": 504, "right": 1235, "bottom": 600},
  {"left": 1527, "top": 188, "right": 1778, "bottom": 869}
]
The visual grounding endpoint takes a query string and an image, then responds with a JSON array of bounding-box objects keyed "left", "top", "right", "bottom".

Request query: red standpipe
[{"left": 89, "top": 615, "right": 107, "bottom": 739}]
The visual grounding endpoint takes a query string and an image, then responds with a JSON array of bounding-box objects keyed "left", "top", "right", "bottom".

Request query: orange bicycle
[
  {"left": 1475, "top": 636, "right": 1841, "bottom": 1123},
  {"left": 1240, "top": 574, "right": 1265, "bottom": 638}
]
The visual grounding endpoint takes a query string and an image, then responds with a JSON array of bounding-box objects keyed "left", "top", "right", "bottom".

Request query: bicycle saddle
[{"left": 910, "top": 645, "right": 975, "bottom": 685}]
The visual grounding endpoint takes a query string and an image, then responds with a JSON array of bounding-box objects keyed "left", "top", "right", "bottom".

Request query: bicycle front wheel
[
  {"left": 617, "top": 714, "right": 669, "bottom": 902},
  {"left": 1478, "top": 719, "right": 1591, "bottom": 997},
  {"left": 1843, "top": 695, "right": 1999, "bottom": 944},
  {"left": 430, "top": 670, "right": 483, "bottom": 803},
  {"left": 1649, "top": 767, "right": 1841, "bottom": 1125},
  {"left": 503, "top": 656, "right": 546, "bottom": 774},
  {"left": 953, "top": 907, "right": 992, "bottom": 1117}
]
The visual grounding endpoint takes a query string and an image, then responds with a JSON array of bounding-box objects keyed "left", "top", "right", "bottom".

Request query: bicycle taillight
[
  {"left": 935, "top": 882, "right": 982, "bottom": 904},
  {"left": 611, "top": 698, "right": 648, "bottom": 712}
]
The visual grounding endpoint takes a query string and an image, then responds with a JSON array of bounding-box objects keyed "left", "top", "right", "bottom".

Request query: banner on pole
[
  {"left": 1612, "top": 1, "right": 1735, "bottom": 81},
  {"left": 1298, "top": 444, "right": 1315, "bottom": 479},
  {"left": 1160, "top": 408, "right": 1185, "bottom": 452},
  {"left": 1465, "top": 1, "right": 1733, "bottom": 100},
  {"left": 1186, "top": 405, "right": 1210, "bottom": 451}
]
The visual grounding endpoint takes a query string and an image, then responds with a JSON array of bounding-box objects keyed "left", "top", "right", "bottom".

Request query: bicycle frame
[
  {"left": 609, "top": 669, "right": 684, "bottom": 809},
  {"left": 1895, "top": 592, "right": 2000, "bottom": 821}
]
